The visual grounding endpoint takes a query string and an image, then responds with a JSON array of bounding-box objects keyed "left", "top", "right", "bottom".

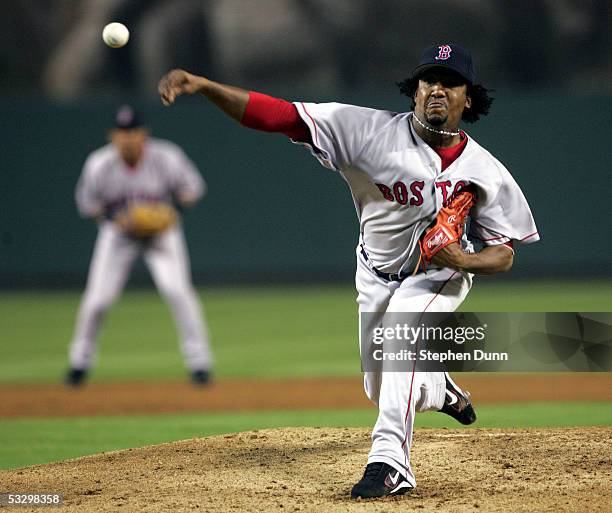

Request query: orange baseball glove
[{"left": 419, "top": 186, "right": 477, "bottom": 265}]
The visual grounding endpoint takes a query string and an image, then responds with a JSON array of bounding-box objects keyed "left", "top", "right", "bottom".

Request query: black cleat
[
  {"left": 350, "top": 462, "right": 412, "bottom": 499},
  {"left": 64, "top": 368, "right": 88, "bottom": 387},
  {"left": 191, "top": 369, "right": 212, "bottom": 386},
  {"left": 439, "top": 373, "right": 476, "bottom": 425}
]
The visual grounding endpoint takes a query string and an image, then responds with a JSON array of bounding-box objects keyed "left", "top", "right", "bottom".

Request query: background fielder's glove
[
  {"left": 115, "top": 202, "right": 177, "bottom": 238},
  {"left": 419, "top": 186, "right": 477, "bottom": 265}
]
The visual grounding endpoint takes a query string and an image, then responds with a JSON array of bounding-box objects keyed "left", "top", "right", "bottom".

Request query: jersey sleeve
[
  {"left": 467, "top": 158, "right": 540, "bottom": 247},
  {"left": 292, "top": 102, "right": 392, "bottom": 171},
  {"left": 164, "top": 143, "right": 206, "bottom": 201},
  {"left": 468, "top": 222, "right": 515, "bottom": 253},
  {"left": 75, "top": 154, "right": 104, "bottom": 218}
]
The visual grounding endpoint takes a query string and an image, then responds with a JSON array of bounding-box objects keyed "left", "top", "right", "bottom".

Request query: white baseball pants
[
  {"left": 68, "top": 221, "right": 213, "bottom": 372},
  {"left": 356, "top": 247, "right": 472, "bottom": 487}
]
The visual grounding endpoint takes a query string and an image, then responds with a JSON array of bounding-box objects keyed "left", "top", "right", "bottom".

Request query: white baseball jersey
[
  {"left": 292, "top": 103, "right": 539, "bottom": 273},
  {"left": 290, "top": 102, "right": 539, "bottom": 485},
  {"left": 76, "top": 138, "right": 206, "bottom": 218},
  {"left": 289, "top": 102, "right": 541, "bottom": 485}
]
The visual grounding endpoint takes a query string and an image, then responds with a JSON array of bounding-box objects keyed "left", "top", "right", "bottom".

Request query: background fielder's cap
[
  {"left": 113, "top": 105, "right": 144, "bottom": 129},
  {"left": 411, "top": 44, "right": 477, "bottom": 84}
]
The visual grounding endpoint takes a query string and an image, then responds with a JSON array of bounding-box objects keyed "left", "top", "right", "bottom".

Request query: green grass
[
  {"left": 459, "top": 280, "right": 612, "bottom": 311},
  {"left": 0, "top": 402, "right": 609, "bottom": 470},
  {"left": 2, "top": 284, "right": 608, "bottom": 473},
  {"left": 0, "top": 281, "right": 611, "bottom": 384}
]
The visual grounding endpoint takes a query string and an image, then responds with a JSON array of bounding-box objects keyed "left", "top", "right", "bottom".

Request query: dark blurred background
[{"left": 1, "top": 0, "right": 611, "bottom": 286}]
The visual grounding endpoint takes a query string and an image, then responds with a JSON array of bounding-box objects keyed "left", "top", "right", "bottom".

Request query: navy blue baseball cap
[
  {"left": 113, "top": 105, "right": 144, "bottom": 129},
  {"left": 411, "top": 44, "right": 476, "bottom": 84}
]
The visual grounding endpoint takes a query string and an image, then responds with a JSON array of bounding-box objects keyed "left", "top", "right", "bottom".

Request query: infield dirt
[
  {"left": 2, "top": 373, "right": 612, "bottom": 418},
  {"left": 1, "top": 426, "right": 610, "bottom": 513}
]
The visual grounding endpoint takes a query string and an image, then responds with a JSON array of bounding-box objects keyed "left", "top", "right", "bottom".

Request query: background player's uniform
[
  {"left": 290, "top": 102, "right": 539, "bottom": 486},
  {"left": 68, "top": 138, "right": 213, "bottom": 375}
]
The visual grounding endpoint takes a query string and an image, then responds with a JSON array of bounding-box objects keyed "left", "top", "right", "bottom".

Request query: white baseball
[{"left": 102, "top": 22, "right": 130, "bottom": 48}]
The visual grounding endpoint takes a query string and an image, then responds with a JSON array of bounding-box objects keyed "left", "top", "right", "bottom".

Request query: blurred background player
[{"left": 64, "top": 105, "right": 213, "bottom": 386}]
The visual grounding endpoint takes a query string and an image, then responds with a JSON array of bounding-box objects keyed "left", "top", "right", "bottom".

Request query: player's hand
[
  {"left": 158, "top": 69, "right": 205, "bottom": 106},
  {"left": 431, "top": 242, "right": 467, "bottom": 270},
  {"left": 114, "top": 211, "right": 130, "bottom": 233}
]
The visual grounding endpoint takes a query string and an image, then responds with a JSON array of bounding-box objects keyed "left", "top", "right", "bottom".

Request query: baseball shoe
[
  {"left": 439, "top": 373, "right": 476, "bottom": 425},
  {"left": 64, "top": 367, "right": 87, "bottom": 387},
  {"left": 350, "top": 462, "right": 412, "bottom": 499},
  {"left": 191, "top": 369, "right": 212, "bottom": 386}
]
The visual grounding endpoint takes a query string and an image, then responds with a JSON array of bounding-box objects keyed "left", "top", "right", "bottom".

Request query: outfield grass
[
  {"left": 0, "top": 402, "right": 610, "bottom": 470},
  {"left": 1, "top": 281, "right": 611, "bottom": 384}
]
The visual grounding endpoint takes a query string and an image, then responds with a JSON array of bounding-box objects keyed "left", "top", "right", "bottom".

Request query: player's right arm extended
[
  {"left": 159, "top": 69, "right": 249, "bottom": 121},
  {"left": 158, "top": 69, "right": 310, "bottom": 141}
]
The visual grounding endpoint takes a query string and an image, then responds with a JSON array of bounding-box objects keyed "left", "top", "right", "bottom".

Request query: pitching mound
[{"left": 1, "top": 427, "right": 610, "bottom": 513}]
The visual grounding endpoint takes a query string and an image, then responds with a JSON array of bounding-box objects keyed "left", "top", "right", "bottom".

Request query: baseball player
[
  {"left": 64, "top": 105, "right": 214, "bottom": 387},
  {"left": 158, "top": 43, "right": 538, "bottom": 498}
]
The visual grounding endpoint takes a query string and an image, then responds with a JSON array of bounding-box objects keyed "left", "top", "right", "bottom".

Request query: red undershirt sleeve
[{"left": 240, "top": 91, "right": 311, "bottom": 143}]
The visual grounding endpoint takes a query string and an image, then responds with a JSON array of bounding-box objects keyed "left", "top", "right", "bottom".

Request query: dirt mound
[{"left": 1, "top": 427, "right": 610, "bottom": 513}]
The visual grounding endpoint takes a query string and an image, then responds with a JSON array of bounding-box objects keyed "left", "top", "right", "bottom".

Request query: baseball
[{"left": 102, "top": 22, "right": 129, "bottom": 48}]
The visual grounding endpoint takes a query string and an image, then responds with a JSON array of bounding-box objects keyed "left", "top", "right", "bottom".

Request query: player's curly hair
[{"left": 397, "top": 77, "right": 494, "bottom": 123}]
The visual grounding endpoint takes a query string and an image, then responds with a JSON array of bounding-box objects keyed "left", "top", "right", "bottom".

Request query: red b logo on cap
[{"left": 435, "top": 45, "right": 452, "bottom": 60}]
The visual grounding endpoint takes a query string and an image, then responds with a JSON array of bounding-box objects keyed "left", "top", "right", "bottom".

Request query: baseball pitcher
[
  {"left": 65, "top": 105, "right": 213, "bottom": 386},
  {"left": 158, "top": 44, "right": 538, "bottom": 498}
]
